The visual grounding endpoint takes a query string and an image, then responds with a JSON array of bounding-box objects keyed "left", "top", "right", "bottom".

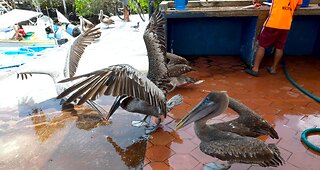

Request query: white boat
[
  {"left": 0, "top": 9, "right": 75, "bottom": 47},
  {"left": 0, "top": 9, "right": 77, "bottom": 71}
]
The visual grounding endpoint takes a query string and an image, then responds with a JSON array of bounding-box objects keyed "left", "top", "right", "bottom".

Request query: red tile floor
[{"left": 143, "top": 56, "right": 320, "bottom": 170}]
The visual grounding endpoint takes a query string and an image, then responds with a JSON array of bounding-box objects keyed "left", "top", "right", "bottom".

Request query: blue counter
[{"left": 161, "top": 1, "right": 320, "bottom": 65}]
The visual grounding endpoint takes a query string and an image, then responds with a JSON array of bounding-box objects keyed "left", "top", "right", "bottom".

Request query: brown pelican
[
  {"left": 166, "top": 52, "right": 203, "bottom": 89},
  {"left": 99, "top": 10, "right": 115, "bottom": 28},
  {"left": 56, "top": 10, "right": 183, "bottom": 133},
  {"left": 17, "top": 27, "right": 104, "bottom": 115},
  {"left": 175, "top": 91, "right": 284, "bottom": 169},
  {"left": 79, "top": 16, "right": 94, "bottom": 32}
]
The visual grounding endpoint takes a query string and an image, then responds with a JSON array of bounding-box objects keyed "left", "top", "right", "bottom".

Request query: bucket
[
  {"left": 24, "top": 32, "right": 34, "bottom": 40},
  {"left": 175, "top": 0, "right": 188, "bottom": 10},
  {"left": 301, "top": 0, "right": 310, "bottom": 7},
  {"left": 55, "top": 30, "right": 62, "bottom": 39},
  {"left": 66, "top": 24, "right": 81, "bottom": 37}
]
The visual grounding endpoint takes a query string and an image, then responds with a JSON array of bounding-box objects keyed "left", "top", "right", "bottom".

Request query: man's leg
[
  {"left": 245, "top": 27, "right": 273, "bottom": 76},
  {"left": 252, "top": 46, "right": 266, "bottom": 72},
  {"left": 123, "top": 6, "right": 130, "bottom": 22},
  {"left": 270, "top": 48, "right": 283, "bottom": 71},
  {"left": 268, "top": 29, "right": 289, "bottom": 73}
]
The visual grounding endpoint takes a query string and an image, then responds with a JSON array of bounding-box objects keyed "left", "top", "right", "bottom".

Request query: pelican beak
[
  {"left": 106, "top": 95, "right": 127, "bottom": 120},
  {"left": 175, "top": 91, "right": 229, "bottom": 131}
]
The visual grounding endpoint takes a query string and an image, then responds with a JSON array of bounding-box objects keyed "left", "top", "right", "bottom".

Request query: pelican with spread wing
[
  {"left": 57, "top": 10, "right": 183, "bottom": 134},
  {"left": 17, "top": 26, "right": 103, "bottom": 113}
]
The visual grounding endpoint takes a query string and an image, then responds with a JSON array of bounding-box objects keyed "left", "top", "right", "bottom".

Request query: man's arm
[
  {"left": 252, "top": 0, "right": 259, "bottom": 4},
  {"left": 296, "top": 0, "right": 302, "bottom": 10}
]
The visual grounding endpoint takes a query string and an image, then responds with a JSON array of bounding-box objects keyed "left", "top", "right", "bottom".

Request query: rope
[
  {"left": 301, "top": 128, "right": 320, "bottom": 152},
  {"left": 0, "top": 63, "right": 25, "bottom": 70}
]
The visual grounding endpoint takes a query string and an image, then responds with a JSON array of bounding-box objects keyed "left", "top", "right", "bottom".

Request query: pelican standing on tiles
[
  {"left": 175, "top": 91, "right": 284, "bottom": 169},
  {"left": 57, "top": 10, "right": 183, "bottom": 134}
]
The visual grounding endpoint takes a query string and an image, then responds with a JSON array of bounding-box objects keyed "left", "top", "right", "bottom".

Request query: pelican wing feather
[
  {"left": 213, "top": 97, "right": 279, "bottom": 139},
  {"left": 200, "top": 133, "right": 284, "bottom": 167},
  {"left": 167, "top": 64, "right": 194, "bottom": 77},
  {"left": 57, "top": 64, "right": 167, "bottom": 114},
  {"left": 67, "top": 27, "right": 101, "bottom": 78},
  {"left": 166, "top": 52, "right": 189, "bottom": 66},
  {"left": 143, "top": 10, "right": 168, "bottom": 85}
]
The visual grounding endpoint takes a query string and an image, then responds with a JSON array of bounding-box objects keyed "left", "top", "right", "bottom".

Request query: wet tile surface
[
  {"left": 0, "top": 96, "right": 147, "bottom": 169},
  {"left": 144, "top": 56, "right": 320, "bottom": 170}
]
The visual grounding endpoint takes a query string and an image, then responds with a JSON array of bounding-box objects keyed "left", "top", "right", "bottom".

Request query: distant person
[
  {"left": 245, "top": 0, "right": 302, "bottom": 77},
  {"left": 14, "top": 24, "right": 26, "bottom": 41},
  {"left": 122, "top": 0, "right": 130, "bottom": 22}
]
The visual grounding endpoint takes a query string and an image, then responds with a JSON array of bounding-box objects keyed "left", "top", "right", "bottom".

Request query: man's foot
[
  {"left": 266, "top": 67, "right": 277, "bottom": 74},
  {"left": 245, "top": 68, "right": 258, "bottom": 77}
]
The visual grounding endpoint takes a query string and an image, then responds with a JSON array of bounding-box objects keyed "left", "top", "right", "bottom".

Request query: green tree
[{"left": 75, "top": 0, "right": 92, "bottom": 16}]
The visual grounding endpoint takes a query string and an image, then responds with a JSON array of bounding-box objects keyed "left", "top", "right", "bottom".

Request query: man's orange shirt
[{"left": 264, "top": 0, "right": 302, "bottom": 30}]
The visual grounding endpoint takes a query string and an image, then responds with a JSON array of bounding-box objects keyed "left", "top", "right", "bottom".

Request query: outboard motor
[
  {"left": 57, "top": 38, "right": 69, "bottom": 45},
  {"left": 66, "top": 23, "right": 81, "bottom": 37},
  {"left": 45, "top": 26, "right": 54, "bottom": 34}
]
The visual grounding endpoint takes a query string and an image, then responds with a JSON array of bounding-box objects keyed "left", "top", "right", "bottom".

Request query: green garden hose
[
  {"left": 282, "top": 61, "right": 320, "bottom": 152},
  {"left": 301, "top": 128, "right": 320, "bottom": 153},
  {"left": 282, "top": 61, "right": 320, "bottom": 103}
]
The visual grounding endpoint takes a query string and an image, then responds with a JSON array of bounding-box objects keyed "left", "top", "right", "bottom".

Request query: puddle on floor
[{"left": 0, "top": 96, "right": 147, "bottom": 169}]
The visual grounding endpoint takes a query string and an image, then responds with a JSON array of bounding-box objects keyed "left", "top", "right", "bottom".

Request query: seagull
[
  {"left": 56, "top": 10, "right": 183, "bottom": 134},
  {"left": 131, "top": 22, "right": 140, "bottom": 31},
  {"left": 175, "top": 91, "right": 284, "bottom": 169}
]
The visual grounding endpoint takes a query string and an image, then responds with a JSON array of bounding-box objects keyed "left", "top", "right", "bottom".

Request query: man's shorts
[{"left": 258, "top": 27, "right": 290, "bottom": 50}]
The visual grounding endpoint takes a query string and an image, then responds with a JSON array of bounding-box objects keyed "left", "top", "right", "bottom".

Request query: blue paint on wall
[
  {"left": 167, "top": 17, "right": 258, "bottom": 59},
  {"left": 165, "top": 13, "right": 320, "bottom": 63},
  {"left": 240, "top": 17, "right": 258, "bottom": 66},
  {"left": 284, "top": 15, "right": 320, "bottom": 56},
  {"left": 167, "top": 17, "right": 240, "bottom": 56},
  {"left": 314, "top": 20, "right": 320, "bottom": 57}
]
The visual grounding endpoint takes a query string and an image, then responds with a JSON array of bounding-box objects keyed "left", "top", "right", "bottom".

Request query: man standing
[
  {"left": 245, "top": 0, "right": 302, "bottom": 76},
  {"left": 123, "top": 0, "right": 130, "bottom": 22}
]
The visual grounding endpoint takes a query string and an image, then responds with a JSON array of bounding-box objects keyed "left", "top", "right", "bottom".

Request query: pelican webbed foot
[
  {"left": 132, "top": 115, "right": 150, "bottom": 127},
  {"left": 131, "top": 120, "right": 148, "bottom": 127},
  {"left": 145, "top": 117, "right": 161, "bottom": 135},
  {"left": 204, "top": 162, "right": 231, "bottom": 170},
  {"left": 131, "top": 116, "right": 160, "bottom": 134}
]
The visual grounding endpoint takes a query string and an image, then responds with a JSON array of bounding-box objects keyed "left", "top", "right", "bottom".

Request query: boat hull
[{"left": 0, "top": 39, "right": 56, "bottom": 47}]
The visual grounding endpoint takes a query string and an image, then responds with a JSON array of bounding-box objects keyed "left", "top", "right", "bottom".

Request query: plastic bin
[
  {"left": 301, "top": 0, "right": 310, "bottom": 7},
  {"left": 24, "top": 32, "right": 34, "bottom": 40},
  {"left": 175, "top": 0, "right": 188, "bottom": 10}
]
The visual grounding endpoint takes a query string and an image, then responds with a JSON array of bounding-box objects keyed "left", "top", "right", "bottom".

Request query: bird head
[{"left": 175, "top": 91, "right": 229, "bottom": 130}]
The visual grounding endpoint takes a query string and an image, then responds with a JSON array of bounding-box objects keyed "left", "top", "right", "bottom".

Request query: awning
[
  {"left": 0, "top": 9, "right": 43, "bottom": 29},
  {"left": 56, "top": 9, "right": 70, "bottom": 24}
]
